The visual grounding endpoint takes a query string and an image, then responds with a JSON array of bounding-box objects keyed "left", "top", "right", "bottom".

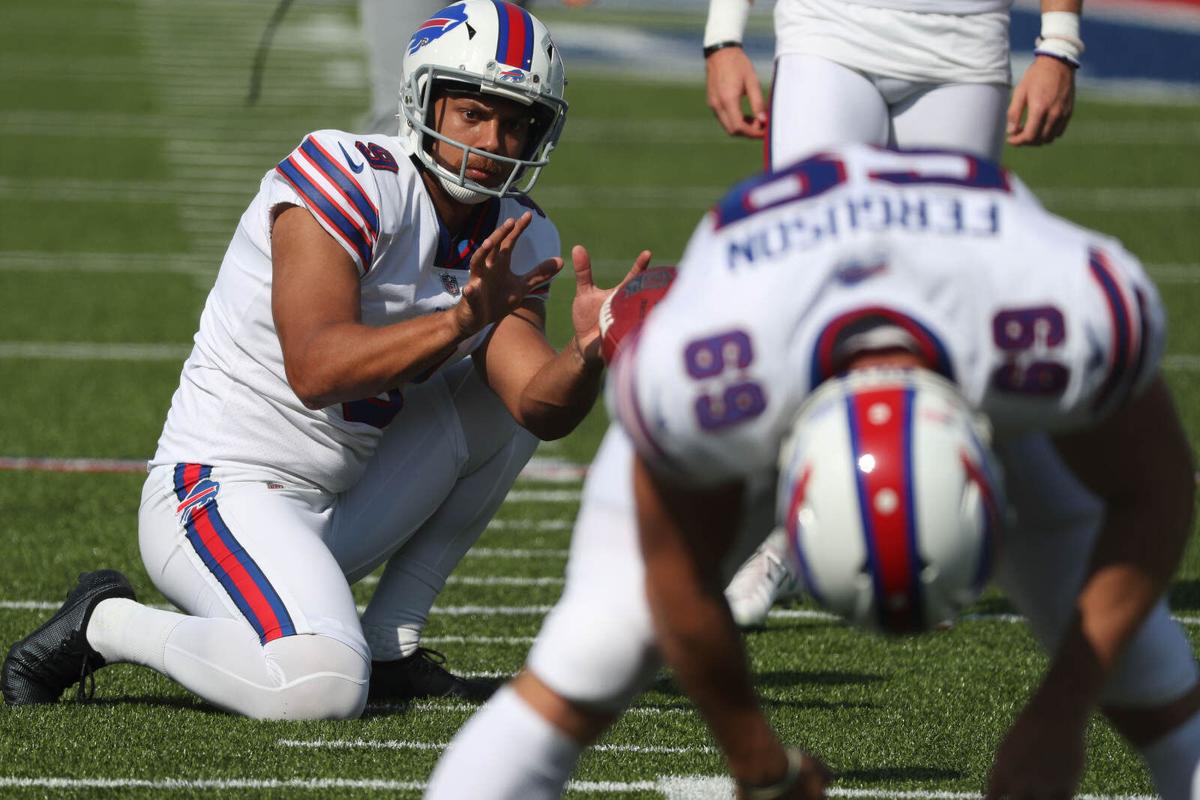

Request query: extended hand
[
  {"left": 1007, "top": 56, "right": 1076, "bottom": 147},
  {"left": 569, "top": 244, "right": 652, "bottom": 362},
  {"left": 706, "top": 46, "right": 767, "bottom": 138},
  {"left": 456, "top": 212, "right": 563, "bottom": 336}
]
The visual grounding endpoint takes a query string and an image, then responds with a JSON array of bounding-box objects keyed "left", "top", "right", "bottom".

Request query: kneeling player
[{"left": 2, "top": 1, "right": 650, "bottom": 719}]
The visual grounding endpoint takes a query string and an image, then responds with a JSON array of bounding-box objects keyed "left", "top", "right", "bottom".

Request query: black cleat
[
  {"left": 2, "top": 569, "right": 135, "bottom": 706},
  {"left": 368, "top": 648, "right": 500, "bottom": 703}
]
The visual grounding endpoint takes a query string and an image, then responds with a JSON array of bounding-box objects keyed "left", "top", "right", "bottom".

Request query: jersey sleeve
[
  {"left": 977, "top": 238, "right": 1167, "bottom": 434},
  {"left": 267, "top": 130, "right": 386, "bottom": 276},
  {"left": 1078, "top": 242, "right": 1166, "bottom": 416}
]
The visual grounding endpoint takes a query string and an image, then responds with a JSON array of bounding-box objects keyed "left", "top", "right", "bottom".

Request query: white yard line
[
  {"left": 0, "top": 776, "right": 1156, "bottom": 799},
  {"left": 278, "top": 738, "right": 716, "bottom": 755},
  {"left": 4, "top": 599, "right": 1200, "bottom": 629},
  {"left": 7, "top": 176, "right": 1200, "bottom": 211},
  {"left": 11, "top": 340, "right": 1200, "bottom": 376},
  {"left": 5, "top": 251, "right": 1197, "bottom": 287},
  {"left": 8, "top": 112, "right": 1200, "bottom": 145},
  {"left": 464, "top": 547, "right": 569, "bottom": 559},
  {"left": 0, "top": 342, "right": 193, "bottom": 361},
  {"left": 0, "top": 456, "right": 583, "bottom": 484}
]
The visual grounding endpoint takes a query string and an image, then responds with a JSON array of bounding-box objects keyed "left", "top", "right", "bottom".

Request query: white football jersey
[
  {"left": 610, "top": 144, "right": 1163, "bottom": 487},
  {"left": 153, "top": 130, "right": 560, "bottom": 494}
]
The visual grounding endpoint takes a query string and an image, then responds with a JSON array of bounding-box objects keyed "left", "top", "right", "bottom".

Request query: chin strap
[{"left": 437, "top": 173, "right": 494, "bottom": 205}]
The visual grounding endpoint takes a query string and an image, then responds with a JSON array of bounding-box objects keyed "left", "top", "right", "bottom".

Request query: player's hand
[
  {"left": 1007, "top": 56, "right": 1076, "bottom": 147},
  {"left": 568, "top": 244, "right": 652, "bottom": 362},
  {"left": 457, "top": 212, "right": 563, "bottom": 336},
  {"left": 984, "top": 699, "right": 1086, "bottom": 800},
  {"left": 706, "top": 46, "right": 767, "bottom": 139},
  {"left": 734, "top": 750, "right": 831, "bottom": 800}
]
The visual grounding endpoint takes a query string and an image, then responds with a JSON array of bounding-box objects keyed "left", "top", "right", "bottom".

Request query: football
[{"left": 598, "top": 266, "right": 677, "bottom": 363}]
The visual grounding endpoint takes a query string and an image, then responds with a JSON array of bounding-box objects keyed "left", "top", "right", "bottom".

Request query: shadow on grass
[
  {"left": 1168, "top": 580, "right": 1200, "bottom": 612},
  {"left": 83, "top": 695, "right": 220, "bottom": 713},
  {"left": 836, "top": 766, "right": 965, "bottom": 783}
]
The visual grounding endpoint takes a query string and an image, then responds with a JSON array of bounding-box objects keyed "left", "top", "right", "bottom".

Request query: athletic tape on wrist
[
  {"left": 1036, "top": 11, "right": 1084, "bottom": 66},
  {"left": 704, "top": 0, "right": 751, "bottom": 49}
]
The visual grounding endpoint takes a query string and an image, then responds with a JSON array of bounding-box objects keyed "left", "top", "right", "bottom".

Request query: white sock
[
  {"left": 88, "top": 598, "right": 368, "bottom": 719},
  {"left": 86, "top": 597, "right": 184, "bottom": 672},
  {"left": 1142, "top": 708, "right": 1200, "bottom": 800},
  {"left": 364, "top": 622, "right": 422, "bottom": 661},
  {"left": 424, "top": 685, "right": 582, "bottom": 799}
]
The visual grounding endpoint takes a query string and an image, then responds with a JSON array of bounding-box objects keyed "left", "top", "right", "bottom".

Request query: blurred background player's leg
[
  {"left": 327, "top": 358, "right": 537, "bottom": 700},
  {"left": 887, "top": 79, "right": 1008, "bottom": 160},
  {"left": 767, "top": 53, "right": 889, "bottom": 171}
]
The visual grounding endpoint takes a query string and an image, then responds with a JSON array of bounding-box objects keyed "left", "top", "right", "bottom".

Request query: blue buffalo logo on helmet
[
  {"left": 409, "top": 3, "right": 471, "bottom": 56},
  {"left": 497, "top": 68, "right": 527, "bottom": 84}
]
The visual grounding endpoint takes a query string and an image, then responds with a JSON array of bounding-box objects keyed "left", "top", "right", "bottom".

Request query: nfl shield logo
[{"left": 440, "top": 272, "right": 461, "bottom": 296}]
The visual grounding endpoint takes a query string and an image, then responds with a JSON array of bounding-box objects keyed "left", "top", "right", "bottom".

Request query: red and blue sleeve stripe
[
  {"left": 298, "top": 138, "right": 379, "bottom": 232},
  {"left": 174, "top": 464, "right": 296, "bottom": 645},
  {"left": 845, "top": 387, "right": 925, "bottom": 634},
  {"left": 492, "top": 0, "right": 534, "bottom": 70},
  {"left": 1088, "top": 248, "right": 1141, "bottom": 413}
]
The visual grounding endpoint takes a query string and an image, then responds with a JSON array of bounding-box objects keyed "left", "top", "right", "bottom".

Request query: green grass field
[{"left": 2, "top": 0, "right": 1200, "bottom": 797}]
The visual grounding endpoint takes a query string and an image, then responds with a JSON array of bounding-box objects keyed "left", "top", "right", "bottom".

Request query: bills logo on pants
[{"left": 173, "top": 464, "right": 296, "bottom": 644}]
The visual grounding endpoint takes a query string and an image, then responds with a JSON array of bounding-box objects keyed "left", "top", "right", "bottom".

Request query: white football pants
[
  {"left": 769, "top": 53, "right": 1009, "bottom": 170},
  {"left": 122, "top": 358, "right": 536, "bottom": 718}
]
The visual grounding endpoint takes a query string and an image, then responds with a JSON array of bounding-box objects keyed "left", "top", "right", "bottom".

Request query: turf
[{"left": 1, "top": 0, "right": 1198, "bottom": 797}]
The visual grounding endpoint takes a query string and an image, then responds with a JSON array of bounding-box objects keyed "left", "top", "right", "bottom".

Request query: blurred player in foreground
[
  {"left": 426, "top": 145, "right": 1200, "bottom": 799},
  {"left": 2, "top": 0, "right": 649, "bottom": 719},
  {"left": 706, "top": 0, "right": 1086, "bottom": 626}
]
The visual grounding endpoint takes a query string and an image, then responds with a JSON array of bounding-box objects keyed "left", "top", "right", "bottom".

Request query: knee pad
[
  {"left": 262, "top": 635, "right": 370, "bottom": 720},
  {"left": 528, "top": 595, "right": 661, "bottom": 712}
]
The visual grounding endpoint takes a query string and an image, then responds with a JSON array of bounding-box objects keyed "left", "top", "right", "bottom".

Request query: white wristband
[
  {"left": 1036, "top": 11, "right": 1084, "bottom": 66},
  {"left": 704, "top": 0, "right": 752, "bottom": 49}
]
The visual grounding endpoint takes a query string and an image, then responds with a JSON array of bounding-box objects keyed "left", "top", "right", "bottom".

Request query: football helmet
[
  {"left": 776, "top": 368, "right": 1004, "bottom": 635},
  {"left": 399, "top": 1, "right": 567, "bottom": 203}
]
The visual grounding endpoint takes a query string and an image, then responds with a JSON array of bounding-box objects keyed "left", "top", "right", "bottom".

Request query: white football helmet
[
  {"left": 399, "top": 1, "right": 567, "bottom": 203},
  {"left": 776, "top": 368, "right": 1004, "bottom": 635}
]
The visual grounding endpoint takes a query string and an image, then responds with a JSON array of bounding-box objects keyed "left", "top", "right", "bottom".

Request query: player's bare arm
[
  {"left": 478, "top": 244, "right": 652, "bottom": 441},
  {"left": 985, "top": 376, "right": 1195, "bottom": 800},
  {"left": 1007, "top": 0, "right": 1081, "bottom": 147},
  {"left": 634, "top": 455, "right": 829, "bottom": 799},
  {"left": 704, "top": 0, "right": 765, "bottom": 139},
  {"left": 706, "top": 46, "right": 767, "bottom": 139},
  {"left": 271, "top": 206, "right": 553, "bottom": 409}
]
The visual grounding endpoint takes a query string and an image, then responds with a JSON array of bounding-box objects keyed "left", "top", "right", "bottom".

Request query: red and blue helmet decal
[{"left": 410, "top": 4, "right": 472, "bottom": 56}]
